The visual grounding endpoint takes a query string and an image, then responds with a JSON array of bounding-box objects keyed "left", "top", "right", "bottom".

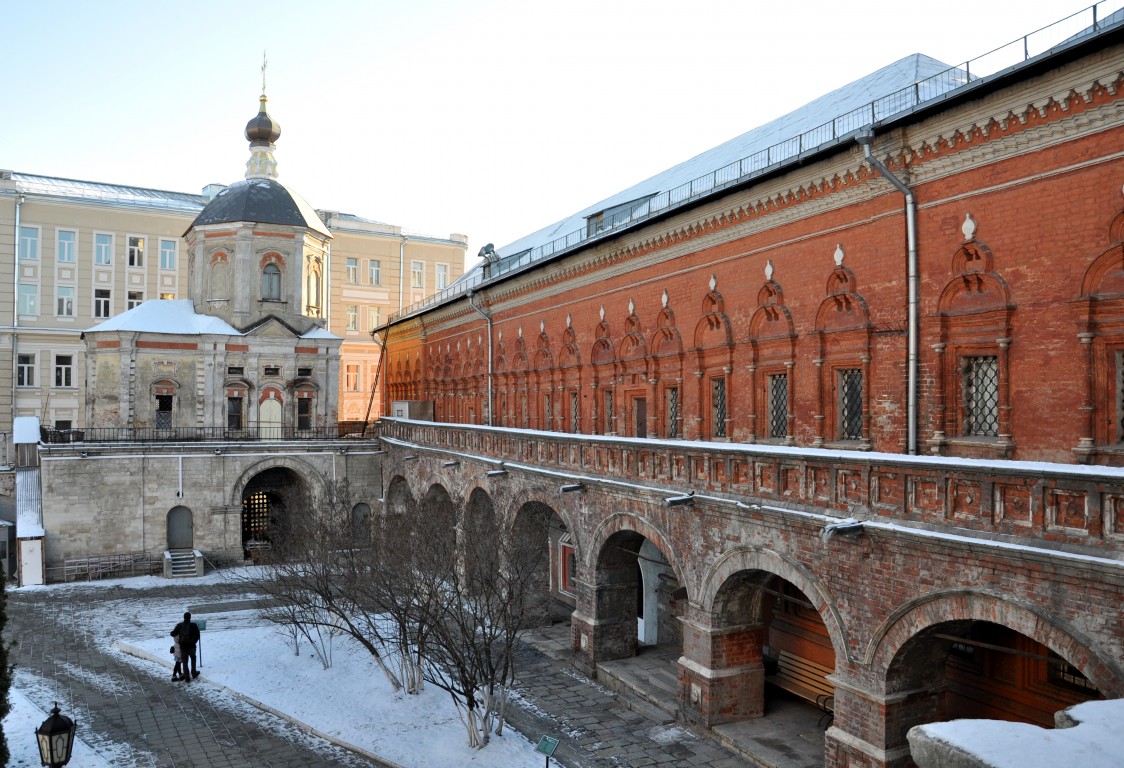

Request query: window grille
[
  {"left": 543, "top": 394, "right": 551, "bottom": 430},
  {"left": 665, "top": 387, "right": 679, "bottom": 438},
  {"left": 227, "top": 397, "right": 243, "bottom": 430},
  {"left": 155, "top": 395, "right": 173, "bottom": 429},
  {"left": 604, "top": 390, "right": 614, "bottom": 433},
  {"left": 297, "top": 398, "right": 312, "bottom": 430},
  {"left": 768, "top": 374, "right": 788, "bottom": 438},
  {"left": 1118, "top": 351, "right": 1124, "bottom": 442},
  {"left": 962, "top": 356, "right": 999, "bottom": 436},
  {"left": 711, "top": 377, "right": 727, "bottom": 438},
  {"left": 838, "top": 368, "right": 863, "bottom": 440},
  {"left": 570, "top": 392, "right": 579, "bottom": 433}
]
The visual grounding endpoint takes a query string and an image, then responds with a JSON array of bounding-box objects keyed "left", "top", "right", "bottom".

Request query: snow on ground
[
  {"left": 914, "top": 698, "right": 1124, "bottom": 768},
  {"left": 6, "top": 686, "right": 117, "bottom": 767},
  {"left": 3, "top": 569, "right": 544, "bottom": 767}
]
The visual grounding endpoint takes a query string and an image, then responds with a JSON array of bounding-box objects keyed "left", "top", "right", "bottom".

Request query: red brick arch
[
  {"left": 697, "top": 546, "right": 850, "bottom": 662},
  {"left": 865, "top": 587, "right": 1124, "bottom": 697},
  {"left": 584, "top": 511, "right": 686, "bottom": 595}
]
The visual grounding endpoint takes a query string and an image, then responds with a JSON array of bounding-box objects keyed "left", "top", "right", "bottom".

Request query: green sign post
[{"left": 535, "top": 735, "right": 559, "bottom": 767}]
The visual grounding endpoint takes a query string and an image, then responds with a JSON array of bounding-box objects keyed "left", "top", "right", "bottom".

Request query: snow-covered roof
[
  {"left": 189, "top": 178, "right": 331, "bottom": 238},
  {"left": 9, "top": 172, "right": 205, "bottom": 214},
  {"left": 493, "top": 54, "right": 952, "bottom": 263},
  {"left": 301, "top": 326, "right": 341, "bottom": 340},
  {"left": 13, "top": 416, "right": 40, "bottom": 445},
  {"left": 84, "top": 300, "right": 241, "bottom": 336}
]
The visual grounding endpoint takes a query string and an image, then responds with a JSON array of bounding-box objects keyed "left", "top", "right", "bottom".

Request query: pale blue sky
[{"left": 3, "top": 0, "right": 1094, "bottom": 265}]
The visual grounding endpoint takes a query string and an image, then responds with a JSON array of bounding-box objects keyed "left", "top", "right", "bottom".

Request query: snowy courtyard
[{"left": 3, "top": 569, "right": 545, "bottom": 767}]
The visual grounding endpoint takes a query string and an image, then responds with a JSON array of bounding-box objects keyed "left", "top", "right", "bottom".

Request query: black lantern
[{"left": 35, "top": 702, "right": 76, "bottom": 768}]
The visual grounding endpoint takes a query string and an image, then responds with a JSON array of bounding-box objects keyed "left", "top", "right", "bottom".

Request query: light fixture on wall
[
  {"left": 559, "top": 483, "right": 584, "bottom": 494},
  {"left": 663, "top": 492, "right": 694, "bottom": 507},
  {"left": 213, "top": 449, "right": 223, "bottom": 456},
  {"left": 338, "top": 447, "right": 348, "bottom": 455},
  {"left": 78, "top": 452, "right": 88, "bottom": 459}
]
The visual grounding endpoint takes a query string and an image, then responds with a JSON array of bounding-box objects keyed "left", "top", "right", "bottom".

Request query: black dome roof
[
  {"left": 187, "top": 178, "right": 330, "bottom": 237},
  {"left": 245, "top": 96, "right": 281, "bottom": 146}
]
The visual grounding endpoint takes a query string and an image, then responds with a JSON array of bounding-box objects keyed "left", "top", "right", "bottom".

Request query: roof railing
[{"left": 389, "top": 1, "right": 1122, "bottom": 325}]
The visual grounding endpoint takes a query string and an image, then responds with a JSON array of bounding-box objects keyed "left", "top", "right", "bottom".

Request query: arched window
[{"left": 262, "top": 263, "right": 281, "bottom": 301}]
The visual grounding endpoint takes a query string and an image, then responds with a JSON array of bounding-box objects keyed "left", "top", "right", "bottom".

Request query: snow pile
[{"left": 908, "top": 698, "right": 1124, "bottom": 768}]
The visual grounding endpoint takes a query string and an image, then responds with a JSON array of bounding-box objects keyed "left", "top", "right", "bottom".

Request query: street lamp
[{"left": 36, "top": 702, "right": 76, "bottom": 767}]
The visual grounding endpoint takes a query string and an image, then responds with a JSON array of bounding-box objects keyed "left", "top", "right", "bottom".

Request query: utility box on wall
[{"left": 391, "top": 401, "right": 434, "bottom": 420}]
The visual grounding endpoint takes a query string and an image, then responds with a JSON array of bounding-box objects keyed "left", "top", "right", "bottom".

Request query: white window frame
[
  {"left": 127, "top": 235, "right": 145, "bottom": 268},
  {"left": 367, "top": 306, "right": 380, "bottom": 331},
  {"left": 369, "top": 260, "right": 381, "bottom": 286},
  {"left": 411, "top": 260, "right": 424, "bottom": 289},
  {"left": 18, "top": 225, "right": 39, "bottom": 261},
  {"left": 436, "top": 262, "right": 449, "bottom": 290},
  {"left": 346, "top": 258, "right": 358, "bottom": 283},
  {"left": 56, "top": 229, "right": 77, "bottom": 264},
  {"left": 94, "top": 288, "right": 111, "bottom": 319},
  {"left": 17, "top": 353, "right": 36, "bottom": 387},
  {"left": 94, "top": 232, "right": 113, "bottom": 266},
  {"left": 18, "top": 284, "right": 37, "bottom": 316},
  {"left": 345, "top": 364, "right": 361, "bottom": 392},
  {"left": 346, "top": 305, "right": 358, "bottom": 331},
  {"left": 128, "top": 291, "right": 144, "bottom": 310},
  {"left": 159, "top": 238, "right": 177, "bottom": 270},
  {"left": 54, "top": 354, "right": 74, "bottom": 388},
  {"left": 56, "top": 286, "right": 76, "bottom": 317}
]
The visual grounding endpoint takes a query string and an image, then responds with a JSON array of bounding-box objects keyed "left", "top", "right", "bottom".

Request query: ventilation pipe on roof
[
  {"left": 856, "top": 130, "right": 918, "bottom": 455},
  {"left": 467, "top": 291, "right": 494, "bottom": 426}
]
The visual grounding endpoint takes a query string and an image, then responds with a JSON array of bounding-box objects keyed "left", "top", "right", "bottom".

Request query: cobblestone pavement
[{"left": 7, "top": 579, "right": 747, "bottom": 767}]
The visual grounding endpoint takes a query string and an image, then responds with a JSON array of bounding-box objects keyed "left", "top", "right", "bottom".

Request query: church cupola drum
[{"left": 185, "top": 92, "right": 331, "bottom": 334}]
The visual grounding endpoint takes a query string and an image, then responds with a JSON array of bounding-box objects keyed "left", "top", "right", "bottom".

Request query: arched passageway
[
  {"left": 591, "top": 529, "right": 685, "bottom": 661},
  {"left": 241, "top": 466, "right": 306, "bottom": 557},
  {"left": 887, "top": 620, "right": 1102, "bottom": 730}
]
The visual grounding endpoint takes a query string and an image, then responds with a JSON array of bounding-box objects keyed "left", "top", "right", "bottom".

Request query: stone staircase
[{"left": 167, "top": 549, "right": 198, "bottom": 578}]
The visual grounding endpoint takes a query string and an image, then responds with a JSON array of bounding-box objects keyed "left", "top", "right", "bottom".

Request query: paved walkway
[{"left": 6, "top": 579, "right": 799, "bottom": 767}]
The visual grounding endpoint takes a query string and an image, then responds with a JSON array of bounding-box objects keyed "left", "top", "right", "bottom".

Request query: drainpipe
[
  {"left": 398, "top": 235, "right": 409, "bottom": 313},
  {"left": 11, "top": 192, "right": 24, "bottom": 427},
  {"left": 856, "top": 130, "right": 918, "bottom": 455},
  {"left": 467, "top": 291, "right": 494, "bottom": 426}
]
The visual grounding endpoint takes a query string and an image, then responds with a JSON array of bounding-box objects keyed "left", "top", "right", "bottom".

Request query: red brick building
[{"left": 378, "top": 12, "right": 1124, "bottom": 767}]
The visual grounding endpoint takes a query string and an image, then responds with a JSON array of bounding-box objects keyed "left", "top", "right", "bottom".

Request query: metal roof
[
  {"left": 189, "top": 178, "right": 331, "bottom": 237},
  {"left": 9, "top": 172, "right": 206, "bottom": 213}
]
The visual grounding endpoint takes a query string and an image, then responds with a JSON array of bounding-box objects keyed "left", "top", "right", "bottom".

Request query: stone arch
[
  {"left": 698, "top": 546, "right": 850, "bottom": 662},
  {"left": 385, "top": 475, "right": 416, "bottom": 516},
  {"left": 865, "top": 587, "right": 1122, "bottom": 697},
  {"left": 584, "top": 511, "right": 687, "bottom": 595},
  {"left": 227, "top": 454, "right": 326, "bottom": 509}
]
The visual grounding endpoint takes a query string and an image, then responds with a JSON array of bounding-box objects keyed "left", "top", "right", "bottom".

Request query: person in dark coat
[{"left": 171, "top": 611, "right": 201, "bottom": 681}]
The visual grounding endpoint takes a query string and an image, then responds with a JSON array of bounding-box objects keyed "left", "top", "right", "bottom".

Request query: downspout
[
  {"left": 11, "top": 192, "right": 24, "bottom": 426},
  {"left": 398, "top": 235, "right": 409, "bottom": 313},
  {"left": 856, "top": 130, "right": 918, "bottom": 455},
  {"left": 467, "top": 291, "right": 494, "bottom": 426}
]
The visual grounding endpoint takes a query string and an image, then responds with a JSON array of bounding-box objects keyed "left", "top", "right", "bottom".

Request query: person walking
[
  {"left": 170, "top": 636, "right": 184, "bottom": 681},
  {"left": 171, "top": 612, "right": 201, "bottom": 681}
]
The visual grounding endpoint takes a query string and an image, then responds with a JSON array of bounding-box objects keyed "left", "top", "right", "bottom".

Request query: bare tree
[{"left": 244, "top": 478, "right": 551, "bottom": 749}]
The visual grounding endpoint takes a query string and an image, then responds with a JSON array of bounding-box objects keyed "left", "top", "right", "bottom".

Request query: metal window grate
[
  {"left": 768, "top": 374, "right": 788, "bottom": 438},
  {"left": 1117, "top": 351, "right": 1124, "bottom": 442},
  {"left": 604, "top": 390, "right": 614, "bottom": 433},
  {"left": 963, "top": 356, "right": 999, "bottom": 436},
  {"left": 712, "top": 377, "right": 727, "bottom": 438},
  {"left": 571, "top": 392, "right": 579, "bottom": 433},
  {"left": 666, "top": 387, "right": 679, "bottom": 438},
  {"left": 838, "top": 368, "right": 863, "bottom": 440}
]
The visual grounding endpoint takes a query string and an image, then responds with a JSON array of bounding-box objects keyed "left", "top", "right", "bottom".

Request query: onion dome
[{"left": 245, "top": 95, "right": 281, "bottom": 147}]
